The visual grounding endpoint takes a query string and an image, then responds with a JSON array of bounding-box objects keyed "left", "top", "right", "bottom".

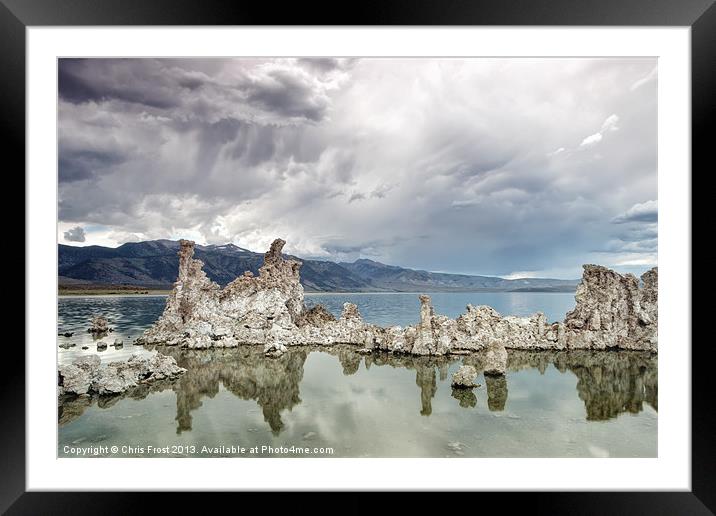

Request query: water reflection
[
  {"left": 451, "top": 388, "right": 477, "bottom": 408},
  {"left": 58, "top": 296, "right": 168, "bottom": 364},
  {"left": 361, "top": 352, "right": 453, "bottom": 416},
  {"left": 59, "top": 346, "right": 657, "bottom": 434},
  {"left": 506, "top": 350, "right": 657, "bottom": 420},
  {"left": 170, "top": 348, "right": 306, "bottom": 435}
]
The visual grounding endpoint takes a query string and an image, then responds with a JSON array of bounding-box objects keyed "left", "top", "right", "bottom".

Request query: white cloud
[
  {"left": 611, "top": 255, "right": 658, "bottom": 267},
  {"left": 579, "top": 114, "right": 619, "bottom": 147},
  {"left": 501, "top": 271, "right": 539, "bottom": 280},
  {"left": 601, "top": 114, "right": 620, "bottom": 132},
  {"left": 630, "top": 66, "right": 657, "bottom": 91},
  {"left": 580, "top": 133, "right": 603, "bottom": 146}
]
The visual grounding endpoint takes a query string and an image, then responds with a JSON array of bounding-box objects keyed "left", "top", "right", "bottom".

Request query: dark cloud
[
  {"left": 63, "top": 226, "right": 86, "bottom": 242},
  {"left": 59, "top": 59, "right": 181, "bottom": 109},
  {"left": 242, "top": 68, "right": 329, "bottom": 122},
  {"left": 59, "top": 148, "right": 127, "bottom": 182},
  {"left": 297, "top": 57, "right": 355, "bottom": 73},
  {"left": 59, "top": 58, "right": 336, "bottom": 123},
  {"left": 370, "top": 184, "right": 394, "bottom": 199},
  {"left": 320, "top": 235, "right": 417, "bottom": 260}
]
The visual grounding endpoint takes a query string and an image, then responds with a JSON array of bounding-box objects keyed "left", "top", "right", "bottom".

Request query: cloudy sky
[{"left": 58, "top": 57, "right": 657, "bottom": 279}]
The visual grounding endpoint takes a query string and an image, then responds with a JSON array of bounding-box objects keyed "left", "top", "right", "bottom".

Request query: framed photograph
[{"left": 7, "top": 0, "right": 709, "bottom": 510}]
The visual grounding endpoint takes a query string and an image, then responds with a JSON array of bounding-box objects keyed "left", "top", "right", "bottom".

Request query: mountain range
[{"left": 58, "top": 240, "right": 579, "bottom": 292}]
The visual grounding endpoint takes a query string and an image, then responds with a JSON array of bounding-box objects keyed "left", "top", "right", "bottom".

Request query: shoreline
[
  {"left": 58, "top": 289, "right": 576, "bottom": 298},
  {"left": 58, "top": 291, "right": 171, "bottom": 298}
]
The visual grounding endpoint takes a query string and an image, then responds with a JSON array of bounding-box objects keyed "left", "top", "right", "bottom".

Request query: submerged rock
[
  {"left": 136, "top": 238, "right": 658, "bottom": 354},
  {"left": 451, "top": 365, "right": 478, "bottom": 388},
  {"left": 58, "top": 352, "right": 185, "bottom": 397},
  {"left": 58, "top": 355, "right": 101, "bottom": 395},
  {"left": 88, "top": 315, "right": 111, "bottom": 334}
]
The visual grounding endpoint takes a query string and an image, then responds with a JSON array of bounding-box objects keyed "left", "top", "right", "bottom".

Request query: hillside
[{"left": 58, "top": 240, "right": 579, "bottom": 292}]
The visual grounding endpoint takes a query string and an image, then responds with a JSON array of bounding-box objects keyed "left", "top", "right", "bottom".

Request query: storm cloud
[{"left": 58, "top": 58, "right": 657, "bottom": 278}]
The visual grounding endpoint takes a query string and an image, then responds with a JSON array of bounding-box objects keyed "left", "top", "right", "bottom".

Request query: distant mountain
[
  {"left": 58, "top": 240, "right": 579, "bottom": 292},
  {"left": 339, "top": 258, "right": 578, "bottom": 292}
]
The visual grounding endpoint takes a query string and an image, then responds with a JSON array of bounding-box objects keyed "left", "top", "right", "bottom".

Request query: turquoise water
[{"left": 57, "top": 294, "right": 657, "bottom": 458}]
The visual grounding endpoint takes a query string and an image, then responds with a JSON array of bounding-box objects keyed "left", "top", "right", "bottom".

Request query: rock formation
[
  {"left": 483, "top": 340, "right": 508, "bottom": 375},
  {"left": 137, "top": 239, "right": 658, "bottom": 356},
  {"left": 562, "top": 265, "right": 658, "bottom": 350},
  {"left": 451, "top": 365, "right": 478, "bottom": 388},
  {"left": 58, "top": 352, "right": 186, "bottom": 397},
  {"left": 88, "top": 315, "right": 110, "bottom": 334}
]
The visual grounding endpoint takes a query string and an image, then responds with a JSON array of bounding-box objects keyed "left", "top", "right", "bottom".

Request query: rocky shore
[
  {"left": 58, "top": 351, "right": 186, "bottom": 397},
  {"left": 135, "top": 238, "right": 657, "bottom": 355}
]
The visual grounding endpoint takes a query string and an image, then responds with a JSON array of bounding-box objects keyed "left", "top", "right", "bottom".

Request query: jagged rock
[
  {"left": 563, "top": 265, "right": 658, "bottom": 351},
  {"left": 94, "top": 353, "right": 185, "bottom": 395},
  {"left": 113, "top": 339, "right": 123, "bottom": 348},
  {"left": 264, "top": 341, "right": 287, "bottom": 358},
  {"left": 340, "top": 302, "right": 362, "bottom": 321},
  {"left": 59, "top": 352, "right": 185, "bottom": 397},
  {"left": 58, "top": 355, "right": 101, "bottom": 395},
  {"left": 96, "top": 341, "right": 107, "bottom": 350},
  {"left": 412, "top": 295, "right": 436, "bottom": 355},
  {"left": 295, "top": 304, "right": 336, "bottom": 327},
  {"left": 484, "top": 341, "right": 508, "bottom": 375},
  {"left": 410, "top": 296, "right": 454, "bottom": 355},
  {"left": 451, "top": 365, "right": 478, "bottom": 388},
  {"left": 137, "top": 238, "right": 658, "bottom": 354},
  {"left": 454, "top": 306, "right": 549, "bottom": 351},
  {"left": 88, "top": 315, "right": 110, "bottom": 334},
  {"left": 138, "top": 239, "right": 305, "bottom": 348},
  {"left": 59, "top": 342, "right": 75, "bottom": 349}
]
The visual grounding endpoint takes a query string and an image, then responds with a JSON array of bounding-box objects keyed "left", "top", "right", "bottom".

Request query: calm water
[
  {"left": 305, "top": 291, "right": 576, "bottom": 326},
  {"left": 57, "top": 294, "right": 657, "bottom": 458}
]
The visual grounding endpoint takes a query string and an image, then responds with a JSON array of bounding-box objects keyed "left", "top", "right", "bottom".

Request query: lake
[{"left": 57, "top": 293, "right": 657, "bottom": 458}]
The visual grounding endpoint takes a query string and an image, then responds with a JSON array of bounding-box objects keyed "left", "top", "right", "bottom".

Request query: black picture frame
[{"left": 4, "top": 0, "right": 708, "bottom": 512}]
